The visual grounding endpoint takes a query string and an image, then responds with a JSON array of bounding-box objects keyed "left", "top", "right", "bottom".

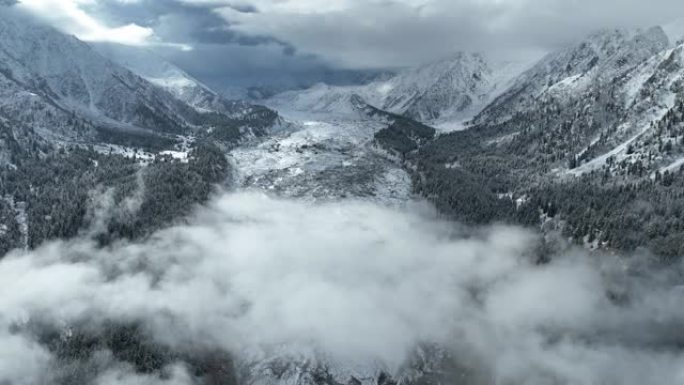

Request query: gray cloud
[
  {"left": 217, "top": 0, "right": 684, "bottom": 68},
  {"left": 15, "top": 0, "right": 684, "bottom": 88},
  {"left": 70, "top": 0, "right": 367, "bottom": 89},
  {"left": 2, "top": 192, "right": 684, "bottom": 383}
]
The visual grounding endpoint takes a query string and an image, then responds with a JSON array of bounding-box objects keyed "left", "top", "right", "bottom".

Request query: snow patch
[
  {"left": 159, "top": 150, "right": 189, "bottom": 162},
  {"left": 658, "top": 157, "right": 684, "bottom": 174}
]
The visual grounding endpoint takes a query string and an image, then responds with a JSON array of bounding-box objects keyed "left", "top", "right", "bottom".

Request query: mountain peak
[
  {"left": 266, "top": 50, "right": 528, "bottom": 128},
  {"left": 634, "top": 26, "right": 670, "bottom": 49},
  {"left": 664, "top": 18, "right": 684, "bottom": 45},
  {"left": 567, "top": 26, "right": 669, "bottom": 63},
  {"left": 436, "top": 51, "right": 485, "bottom": 63},
  {"left": 472, "top": 25, "right": 671, "bottom": 126},
  {"left": 0, "top": 8, "right": 278, "bottom": 144},
  {"left": 92, "top": 43, "right": 216, "bottom": 105}
]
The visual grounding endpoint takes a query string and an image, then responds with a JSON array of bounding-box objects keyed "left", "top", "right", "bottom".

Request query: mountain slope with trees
[{"left": 410, "top": 29, "right": 684, "bottom": 259}]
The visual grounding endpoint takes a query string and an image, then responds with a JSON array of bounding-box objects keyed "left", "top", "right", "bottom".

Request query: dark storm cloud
[{"left": 72, "top": 0, "right": 316, "bottom": 88}]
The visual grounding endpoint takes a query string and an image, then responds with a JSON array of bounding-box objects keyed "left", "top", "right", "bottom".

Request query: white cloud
[
  {"left": 0, "top": 331, "right": 51, "bottom": 385},
  {"left": 2, "top": 192, "right": 684, "bottom": 383},
  {"left": 16, "top": 0, "right": 156, "bottom": 46}
]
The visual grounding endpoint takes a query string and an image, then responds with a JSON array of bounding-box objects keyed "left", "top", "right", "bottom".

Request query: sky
[{"left": 10, "top": 0, "right": 684, "bottom": 89}]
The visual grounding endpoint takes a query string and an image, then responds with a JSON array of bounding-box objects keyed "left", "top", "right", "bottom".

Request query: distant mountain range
[
  {"left": 0, "top": 7, "right": 278, "bottom": 162},
  {"left": 402, "top": 26, "right": 684, "bottom": 259},
  {"left": 272, "top": 24, "right": 684, "bottom": 182},
  {"left": 266, "top": 52, "right": 531, "bottom": 130}
]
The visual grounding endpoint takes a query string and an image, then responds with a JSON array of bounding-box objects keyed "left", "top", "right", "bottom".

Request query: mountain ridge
[
  {"left": 0, "top": 8, "right": 279, "bottom": 155},
  {"left": 266, "top": 52, "right": 532, "bottom": 130}
]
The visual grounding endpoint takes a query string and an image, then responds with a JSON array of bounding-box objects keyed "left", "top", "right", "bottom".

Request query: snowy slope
[
  {"left": 92, "top": 43, "right": 216, "bottom": 109},
  {"left": 375, "top": 53, "right": 528, "bottom": 123},
  {"left": 447, "top": 25, "right": 684, "bottom": 179},
  {"left": 92, "top": 42, "right": 268, "bottom": 120},
  {"left": 565, "top": 31, "right": 684, "bottom": 177},
  {"left": 574, "top": 42, "right": 684, "bottom": 176},
  {"left": 474, "top": 27, "right": 670, "bottom": 125},
  {"left": 268, "top": 53, "right": 530, "bottom": 130},
  {"left": 0, "top": 8, "right": 278, "bottom": 145},
  {"left": 0, "top": 9, "right": 197, "bottom": 136},
  {"left": 266, "top": 84, "right": 371, "bottom": 121}
]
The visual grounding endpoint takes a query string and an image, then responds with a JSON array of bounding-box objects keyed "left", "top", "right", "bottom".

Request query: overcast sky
[{"left": 11, "top": 0, "right": 684, "bottom": 89}]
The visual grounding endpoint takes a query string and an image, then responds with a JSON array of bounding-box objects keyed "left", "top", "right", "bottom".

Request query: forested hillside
[
  {"left": 0, "top": 141, "right": 230, "bottom": 255},
  {"left": 409, "top": 33, "right": 684, "bottom": 260}
]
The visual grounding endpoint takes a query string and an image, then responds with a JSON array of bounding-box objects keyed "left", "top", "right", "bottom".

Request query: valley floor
[
  {"left": 3, "top": 105, "right": 684, "bottom": 385},
  {"left": 229, "top": 113, "right": 413, "bottom": 206}
]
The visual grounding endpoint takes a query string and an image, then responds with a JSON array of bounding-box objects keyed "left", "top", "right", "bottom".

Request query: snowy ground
[
  {"left": 659, "top": 156, "right": 684, "bottom": 173},
  {"left": 93, "top": 134, "right": 193, "bottom": 164},
  {"left": 564, "top": 92, "right": 678, "bottom": 177},
  {"left": 82, "top": 113, "right": 415, "bottom": 207},
  {"left": 433, "top": 119, "right": 468, "bottom": 133},
  {"left": 229, "top": 113, "right": 413, "bottom": 206}
]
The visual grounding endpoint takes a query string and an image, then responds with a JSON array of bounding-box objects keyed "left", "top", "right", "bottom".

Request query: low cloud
[{"left": 1, "top": 192, "right": 684, "bottom": 384}]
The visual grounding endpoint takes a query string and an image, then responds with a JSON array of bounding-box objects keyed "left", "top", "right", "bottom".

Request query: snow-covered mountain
[
  {"left": 473, "top": 27, "right": 670, "bottom": 125},
  {"left": 407, "top": 25, "right": 684, "bottom": 256},
  {"left": 267, "top": 53, "right": 530, "bottom": 130},
  {"left": 374, "top": 53, "right": 528, "bottom": 124},
  {"left": 266, "top": 84, "right": 369, "bottom": 121},
  {"left": 460, "top": 26, "right": 684, "bottom": 178},
  {"left": 92, "top": 43, "right": 218, "bottom": 110},
  {"left": 580, "top": 41, "right": 684, "bottom": 177},
  {"left": 0, "top": 9, "right": 183, "bottom": 136},
  {"left": 0, "top": 8, "right": 277, "bottom": 148},
  {"left": 92, "top": 42, "right": 271, "bottom": 121}
]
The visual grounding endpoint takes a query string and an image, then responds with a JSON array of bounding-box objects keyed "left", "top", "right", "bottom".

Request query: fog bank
[{"left": 1, "top": 192, "right": 683, "bottom": 384}]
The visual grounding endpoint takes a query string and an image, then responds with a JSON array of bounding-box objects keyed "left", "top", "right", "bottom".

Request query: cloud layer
[
  {"left": 15, "top": 0, "right": 156, "bottom": 46},
  {"left": 12, "top": 0, "right": 684, "bottom": 88},
  {"left": 1, "top": 192, "right": 684, "bottom": 384}
]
